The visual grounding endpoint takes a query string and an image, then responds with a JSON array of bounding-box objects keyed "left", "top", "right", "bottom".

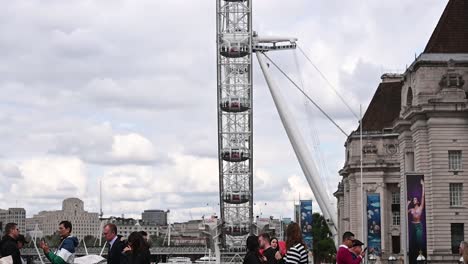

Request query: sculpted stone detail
[
  {"left": 385, "top": 143, "right": 398, "bottom": 156},
  {"left": 363, "top": 142, "right": 378, "bottom": 154},
  {"left": 439, "top": 60, "right": 465, "bottom": 89}
]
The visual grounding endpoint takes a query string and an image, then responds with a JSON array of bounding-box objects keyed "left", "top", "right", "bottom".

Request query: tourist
[
  {"left": 270, "top": 237, "right": 279, "bottom": 252},
  {"left": 122, "top": 232, "right": 150, "bottom": 264},
  {"left": 104, "top": 223, "right": 126, "bottom": 264},
  {"left": 16, "top": 235, "right": 28, "bottom": 250},
  {"left": 460, "top": 241, "right": 468, "bottom": 264},
  {"left": 0, "top": 222, "right": 21, "bottom": 264},
  {"left": 282, "top": 223, "right": 307, "bottom": 264},
  {"left": 349, "top": 240, "right": 364, "bottom": 260},
  {"left": 243, "top": 235, "right": 262, "bottom": 264},
  {"left": 39, "top": 221, "right": 79, "bottom": 264},
  {"left": 259, "top": 233, "right": 276, "bottom": 264},
  {"left": 16, "top": 235, "right": 28, "bottom": 264},
  {"left": 336, "top": 231, "right": 364, "bottom": 264}
]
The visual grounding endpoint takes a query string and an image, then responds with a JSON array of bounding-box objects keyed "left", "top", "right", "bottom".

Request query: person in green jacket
[{"left": 39, "top": 221, "right": 79, "bottom": 264}]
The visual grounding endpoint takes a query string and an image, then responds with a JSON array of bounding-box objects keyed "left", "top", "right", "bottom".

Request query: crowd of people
[
  {"left": 0, "top": 221, "right": 151, "bottom": 264},
  {"left": 244, "top": 222, "right": 308, "bottom": 264},
  {"left": 2, "top": 221, "right": 468, "bottom": 264}
]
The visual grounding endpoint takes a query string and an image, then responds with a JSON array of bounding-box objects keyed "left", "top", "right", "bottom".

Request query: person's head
[
  {"left": 460, "top": 241, "right": 468, "bottom": 255},
  {"left": 58, "top": 221, "right": 72, "bottom": 238},
  {"left": 258, "top": 233, "right": 271, "bottom": 249},
  {"left": 342, "top": 231, "right": 355, "bottom": 248},
  {"left": 350, "top": 239, "right": 364, "bottom": 255},
  {"left": 17, "top": 234, "right": 28, "bottom": 249},
  {"left": 127, "top": 232, "right": 148, "bottom": 254},
  {"left": 139, "top": 231, "right": 148, "bottom": 241},
  {"left": 286, "top": 222, "right": 304, "bottom": 250},
  {"left": 103, "top": 223, "right": 118, "bottom": 242},
  {"left": 4, "top": 223, "right": 19, "bottom": 239},
  {"left": 270, "top": 237, "right": 278, "bottom": 250},
  {"left": 246, "top": 235, "right": 259, "bottom": 252},
  {"left": 412, "top": 197, "right": 420, "bottom": 206}
]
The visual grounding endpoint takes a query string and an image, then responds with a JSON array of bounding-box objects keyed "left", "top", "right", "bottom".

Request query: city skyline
[{"left": 0, "top": 0, "right": 448, "bottom": 222}]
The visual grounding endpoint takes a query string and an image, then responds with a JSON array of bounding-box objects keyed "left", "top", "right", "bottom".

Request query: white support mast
[{"left": 256, "top": 51, "right": 338, "bottom": 238}]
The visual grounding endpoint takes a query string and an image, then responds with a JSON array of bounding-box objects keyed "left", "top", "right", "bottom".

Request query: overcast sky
[{"left": 0, "top": 0, "right": 448, "bottom": 222}]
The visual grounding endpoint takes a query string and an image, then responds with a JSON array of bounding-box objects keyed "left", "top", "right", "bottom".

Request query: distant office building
[
  {"left": 27, "top": 198, "right": 100, "bottom": 239},
  {"left": 0, "top": 208, "right": 26, "bottom": 234},
  {"left": 141, "top": 209, "right": 168, "bottom": 226}
]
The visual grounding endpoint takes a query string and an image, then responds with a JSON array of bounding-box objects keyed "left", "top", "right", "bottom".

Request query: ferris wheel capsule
[
  {"left": 220, "top": 97, "right": 250, "bottom": 112},
  {"left": 224, "top": 223, "right": 249, "bottom": 236},
  {"left": 223, "top": 190, "right": 250, "bottom": 204},
  {"left": 221, "top": 148, "right": 250, "bottom": 162},
  {"left": 220, "top": 44, "right": 249, "bottom": 58}
]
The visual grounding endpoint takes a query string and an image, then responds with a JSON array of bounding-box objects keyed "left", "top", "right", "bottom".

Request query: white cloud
[{"left": 0, "top": 156, "right": 88, "bottom": 212}]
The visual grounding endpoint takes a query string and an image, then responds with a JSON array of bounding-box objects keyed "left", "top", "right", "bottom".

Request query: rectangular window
[
  {"left": 392, "top": 191, "right": 400, "bottom": 205},
  {"left": 392, "top": 211, "right": 400, "bottom": 226},
  {"left": 451, "top": 223, "right": 464, "bottom": 254},
  {"left": 449, "top": 150, "right": 462, "bottom": 171},
  {"left": 449, "top": 183, "right": 463, "bottom": 207},
  {"left": 392, "top": 236, "right": 401, "bottom": 254}
]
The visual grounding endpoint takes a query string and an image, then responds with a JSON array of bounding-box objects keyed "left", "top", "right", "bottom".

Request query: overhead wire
[
  {"left": 297, "top": 45, "right": 360, "bottom": 120},
  {"left": 292, "top": 50, "right": 334, "bottom": 200},
  {"left": 261, "top": 52, "right": 349, "bottom": 137}
]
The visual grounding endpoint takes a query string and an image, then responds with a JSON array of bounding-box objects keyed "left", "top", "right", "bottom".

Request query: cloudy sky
[{"left": 0, "top": 0, "right": 448, "bottom": 222}]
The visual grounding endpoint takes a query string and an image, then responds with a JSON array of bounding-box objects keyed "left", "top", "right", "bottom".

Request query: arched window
[{"left": 406, "top": 87, "right": 413, "bottom": 107}]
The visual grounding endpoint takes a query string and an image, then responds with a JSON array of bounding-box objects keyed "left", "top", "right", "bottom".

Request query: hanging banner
[
  {"left": 300, "top": 200, "right": 313, "bottom": 251},
  {"left": 406, "top": 174, "right": 427, "bottom": 264},
  {"left": 367, "top": 193, "right": 382, "bottom": 256}
]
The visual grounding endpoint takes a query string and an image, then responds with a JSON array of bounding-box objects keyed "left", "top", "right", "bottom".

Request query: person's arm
[
  {"left": 266, "top": 249, "right": 278, "bottom": 264},
  {"left": 420, "top": 180, "right": 425, "bottom": 210},
  {"left": 43, "top": 239, "right": 75, "bottom": 264}
]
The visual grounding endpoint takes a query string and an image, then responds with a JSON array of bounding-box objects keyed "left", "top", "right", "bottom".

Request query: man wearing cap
[
  {"left": 349, "top": 240, "right": 364, "bottom": 260},
  {"left": 336, "top": 232, "right": 365, "bottom": 264}
]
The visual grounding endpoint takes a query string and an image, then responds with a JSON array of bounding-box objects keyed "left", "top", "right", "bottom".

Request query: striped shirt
[{"left": 284, "top": 243, "right": 308, "bottom": 264}]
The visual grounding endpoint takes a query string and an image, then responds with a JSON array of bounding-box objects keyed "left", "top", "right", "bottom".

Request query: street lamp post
[
  {"left": 369, "top": 254, "right": 377, "bottom": 264},
  {"left": 388, "top": 255, "right": 397, "bottom": 264}
]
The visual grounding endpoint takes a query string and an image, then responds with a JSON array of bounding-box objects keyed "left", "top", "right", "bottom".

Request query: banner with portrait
[
  {"left": 367, "top": 193, "right": 381, "bottom": 256},
  {"left": 300, "top": 200, "right": 313, "bottom": 250},
  {"left": 406, "top": 174, "right": 427, "bottom": 264}
]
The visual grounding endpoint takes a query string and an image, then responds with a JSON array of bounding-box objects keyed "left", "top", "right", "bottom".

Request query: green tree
[
  {"left": 149, "top": 235, "right": 165, "bottom": 247},
  {"left": 311, "top": 213, "right": 336, "bottom": 263},
  {"left": 44, "top": 234, "right": 61, "bottom": 248}
]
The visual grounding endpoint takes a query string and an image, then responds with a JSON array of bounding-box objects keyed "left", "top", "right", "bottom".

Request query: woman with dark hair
[
  {"left": 122, "top": 232, "right": 151, "bottom": 264},
  {"left": 244, "top": 235, "right": 262, "bottom": 264},
  {"left": 270, "top": 237, "right": 279, "bottom": 252},
  {"left": 282, "top": 223, "right": 307, "bottom": 264}
]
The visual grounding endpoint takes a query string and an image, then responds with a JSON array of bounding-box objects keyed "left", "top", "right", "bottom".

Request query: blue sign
[
  {"left": 300, "top": 200, "right": 313, "bottom": 250},
  {"left": 367, "top": 194, "right": 381, "bottom": 256}
]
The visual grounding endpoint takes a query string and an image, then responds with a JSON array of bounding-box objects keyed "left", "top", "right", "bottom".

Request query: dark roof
[
  {"left": 424, "top": 0, "right": 468, "bottom": 53},
  {"left": 359, "top": 81, "right": 402, "bottom": 132}
]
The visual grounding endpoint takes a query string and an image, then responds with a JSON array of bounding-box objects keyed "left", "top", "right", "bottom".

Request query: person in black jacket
[
  {"left": 103, "top": 224, "right": 126, "bottom": 264},
  {"left": 122, "top": 232, "right": 150, "bottom": 264},
  {"left": 244, "top": 235, "right": 262, "bottom": 264},
  {"left": 0, "top": 222, "right": 21, "bottom": 264}
]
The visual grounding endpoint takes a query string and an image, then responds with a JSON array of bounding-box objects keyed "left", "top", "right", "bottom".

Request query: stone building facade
[
  {"left": 335, "top": 0, "right": 468, "bottom": 263},
  {"left": 27, "top": 198, "right": 100, "bottom": 239},
  {"left": 0, "top": 208, "right": 26, "bottom": 235}
]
